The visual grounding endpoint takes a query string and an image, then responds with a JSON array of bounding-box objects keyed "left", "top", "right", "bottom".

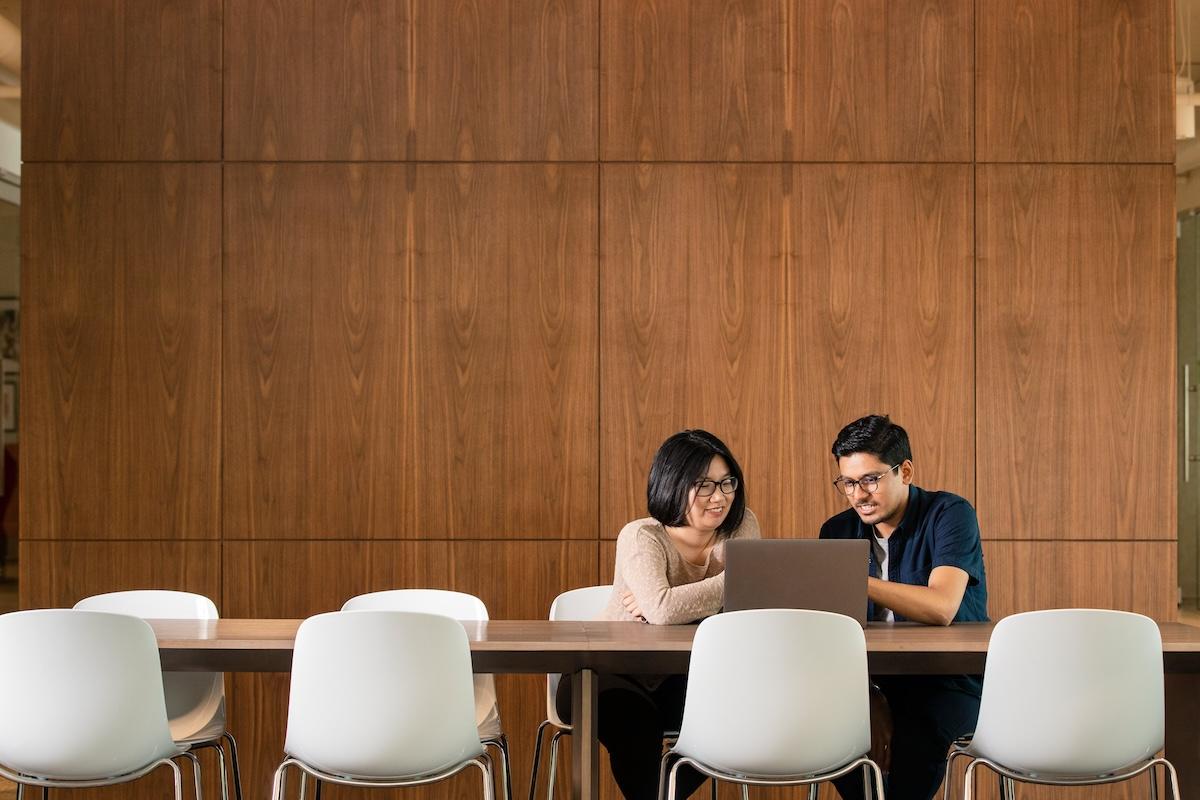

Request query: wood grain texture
[
  {"left": 983, "top": 541, "right": 1176, "bottom": 622},
  {"left": 601, "top": 163, "right": 973, "bottom": 538},
  {"left": 977, "top": 166, "right": 1175, "bottom": 540},
  {"left": 23, "top": 0, "right": 221, "bottom": 161},
  {"left": 22, "top": 164, "right": 221, "bottom": 540},
  {"left": 602, "top": 0, "right": 971, "bottom": 161},
  {"left": 223, "top": 164, "right": 598, "bottom": 539},
  {"left": 223, "top": 540, "right": 597, "bottom": 800},
  {"left": 976, "top": 0, "right": 1174, "bottom": 163},
  {"left": 225, "top": 0, "right": 597, "bottom": 160},
  {"left": 20, "top": 540, "right": 220, "bottom": 609}
]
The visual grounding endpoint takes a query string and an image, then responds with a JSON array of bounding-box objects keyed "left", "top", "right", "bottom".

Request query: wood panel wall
[{"left": 21, "top": 2, "right": 1175, "bottom": 800}]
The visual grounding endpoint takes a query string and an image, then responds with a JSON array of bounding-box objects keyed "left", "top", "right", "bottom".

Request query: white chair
[
  {"left": 341, "top": 589, "right": 512, "bottom": 800},
  {"left": 271, "top": 610, "right": 494, "bottom": 800},
  {"left": 945, "top": 608, "right": 1179, "bottom": 800},
  {"left": 662, "top": 609, "right": 883, "bottom": 800},
  {"left": 0, "top": 609, "right": 203, "bottom": 800},
  {"left": 74, "top": 590, "right": 243, "bottom": 800},
  {"left": 528, "top": 585, "right": 612, "bottom": 800}
]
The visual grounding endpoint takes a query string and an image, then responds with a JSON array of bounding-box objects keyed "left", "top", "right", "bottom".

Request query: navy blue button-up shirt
[{"left": 819, "top": 484, "right": 989, "bottom": 624}]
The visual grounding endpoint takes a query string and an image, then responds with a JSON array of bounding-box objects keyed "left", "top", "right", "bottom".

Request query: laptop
[{"left": 723, "top": 539, "right": 870, "bottom": 626}]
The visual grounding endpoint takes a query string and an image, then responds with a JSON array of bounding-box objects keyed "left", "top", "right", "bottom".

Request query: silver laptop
[{"left": 723, "top": 539, "right": 870, "bottom": 626}]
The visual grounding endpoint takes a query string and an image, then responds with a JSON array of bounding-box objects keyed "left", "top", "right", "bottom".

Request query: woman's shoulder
[
  {"left": 616, "top": 517, "right": 668, "bottom": 547},
  {"left": 731, "top": 507, "right": 761, "bottom": 539}
]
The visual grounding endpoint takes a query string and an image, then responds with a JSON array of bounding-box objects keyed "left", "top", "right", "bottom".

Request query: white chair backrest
[
  {"left": 342, "top": 589, "right": 488, "bottom": 621},
  {"left": 971, "top": 608, "right": 1164, "bottom": 776},
  {"left": 75, "top": 590, "right": 218, "bottom": 620},
  {"left": 285, "top": 610, "right": 484, "bottom": 779},
  {"left": 546, "top": 585, "right": 614, "bottom": 727},
  {"left": 549, "top": 585, "right": 613, "bottom": 622},
  {"left": 673, "top": 609, "right": 870, "bottom": 777},
  {"left": 0, "top": 609, "right": 179, "bottom": 780},
  {"left": 74, "top": 590, "right": 225, "bottom": 741},
  {"left": 341, "top": 589, "right": 496, "bottom": 733}
]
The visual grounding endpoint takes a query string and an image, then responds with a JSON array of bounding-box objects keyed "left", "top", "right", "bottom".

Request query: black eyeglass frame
[
  {"left": 693, "top": 476, "right": 739, "bottom": 497},
  {"left": 832, "top": 463, "right": 901, "bottom": 497}
]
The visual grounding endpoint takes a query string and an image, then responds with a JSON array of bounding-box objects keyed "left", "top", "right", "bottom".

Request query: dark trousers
[
  {"left": 833, "top": 676, "right": 981, "bottom": 800},
  {"left": 556, "top": 673, "right": 707, "bottom": 800}
]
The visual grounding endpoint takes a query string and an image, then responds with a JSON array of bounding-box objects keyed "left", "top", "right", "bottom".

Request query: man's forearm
[{"left": 868, "top": 577, "right": 957, "bottom": 626}]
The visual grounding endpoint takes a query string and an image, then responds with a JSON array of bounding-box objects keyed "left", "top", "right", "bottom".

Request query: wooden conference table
[{"left": 151, "top": 619, "right": 1200, "bottom": 800}]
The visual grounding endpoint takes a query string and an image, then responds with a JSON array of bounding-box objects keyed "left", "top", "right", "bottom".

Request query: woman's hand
[{"left": 621, "top": 590, "right": 648, "bottom": 623}]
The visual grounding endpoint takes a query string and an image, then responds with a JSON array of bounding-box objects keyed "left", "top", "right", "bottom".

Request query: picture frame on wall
[
  {"left": 2, "top": 377, "right": 15, "bottom": 435},
  {"left": 0, "top": 297, "right": 17, "bottom": 362}
]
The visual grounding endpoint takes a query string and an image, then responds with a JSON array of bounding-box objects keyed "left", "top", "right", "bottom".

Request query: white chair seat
[
  {"left": 477, "top": 705, "right": 504, "bottom": 740},
  {"left": 174, "top": 713, "right": 228, "bottom": 748}
]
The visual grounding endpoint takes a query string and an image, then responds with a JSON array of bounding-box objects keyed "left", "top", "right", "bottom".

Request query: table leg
[
  {"left": 1166, "top": 674, "right": 1200, "bottom": 799},
  {"left": 571, "top": 668, "right": 599, "bottom": 800}
]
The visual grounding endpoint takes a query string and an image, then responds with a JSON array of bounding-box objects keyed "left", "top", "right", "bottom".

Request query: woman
[{"left": 557, "top": 429, "right": 760, "bottom": 800}]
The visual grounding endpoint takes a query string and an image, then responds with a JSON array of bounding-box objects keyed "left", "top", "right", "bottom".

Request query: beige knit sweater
[{"left": 600, "top": 509, "right": 761, "bottom": 624}]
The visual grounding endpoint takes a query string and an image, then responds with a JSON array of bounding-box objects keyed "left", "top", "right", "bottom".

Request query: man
[{"left": 820, "top": 414, "right": 987, "bottom": 800}]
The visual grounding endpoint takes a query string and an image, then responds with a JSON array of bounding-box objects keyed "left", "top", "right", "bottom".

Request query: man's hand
[
  {"left": 621, "top": 590, "right": 648, "bottom": 622},
  {"left": 869, "top": 565, "right": 970, "bottom": 626}
]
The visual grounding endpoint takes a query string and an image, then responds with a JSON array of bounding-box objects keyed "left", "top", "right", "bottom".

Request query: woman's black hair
[{"left": 646, "top": 429, "right": 746, "bottom": 537}]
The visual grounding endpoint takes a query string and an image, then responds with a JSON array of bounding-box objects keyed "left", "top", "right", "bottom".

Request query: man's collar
[{"left": 857, "top": 484, "right": 922, "bottom": 541}]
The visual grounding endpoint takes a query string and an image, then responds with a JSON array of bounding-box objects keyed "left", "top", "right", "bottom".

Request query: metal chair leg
[
  {"left": 476, "top": 754, "right": 498, "bottom": 800},
  {"left": 739, "top": 784, "right": 748, "bottom": 800},
  {"left": 483, "top": 739, "right": 512, "bottom": 800},
  {"left": 547, "top": 730, "right": 567, "bottom": 800},
  {"left": 962, "top": 760, "right": 978, "bottom": 800},
  {"left": 222, "top": 732, "right": 245, "bottom": 800},
  {"left": 529, "top": 721, "right": 550, "bottom": 800},
  {"left": 657, "top": 753, "right": 676, "bottom": 800},
  {"left": 1163, "top": 758, "right": 1183, "bottom": 800},
  {"left": 182, "top": 751, "right": 204, "bottom": 800},
  {"left": 808, "top": 784, "right": 818, "bottom": 800},
  {"left": 709, "top": 779, "right": 717, "bottom": 800},
  {"left": 167, "top": 757, "right": 186, "bottom": 800},
  {"left": 209, "top": 743, "right": 230, "bottom": 800},
  {"left": 869, "top": 760, "right": 886, "bottom": 800},
  {"left": 313, "top": 778, "right": 323, "bottom": 800},
  {"left": 666, "top": 757, "right": 685, "bottom": 800},
  {"left": 1150, "top": 764, "right": 1159, "bottom": 800},
  {"left": 943, "top": 749, "right": 972, "bottom": 800},
  {"left": 269, "top": 761, "right": 288, "bottom": 800},
  {"left": 499, "top": 734, "right": 514, "bottom": 800}
]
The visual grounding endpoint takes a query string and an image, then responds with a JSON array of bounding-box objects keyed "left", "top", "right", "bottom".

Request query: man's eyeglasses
[
  {"left": 694, "top": 477, "right": 739, "bottom": 497},
  {"left": 832, "top": 464, "right": 900, "bottom": 497}
]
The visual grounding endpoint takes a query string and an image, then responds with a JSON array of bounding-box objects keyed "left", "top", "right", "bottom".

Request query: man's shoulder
[
  {"left": 819, "top": 507, "right": 863, "bottom": 539},
  {"left": 910, "top": 487, "right": 981, "bottom": 541},
  {"left": 917, "top": 488, "right": 978, "bottom": 520}
]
